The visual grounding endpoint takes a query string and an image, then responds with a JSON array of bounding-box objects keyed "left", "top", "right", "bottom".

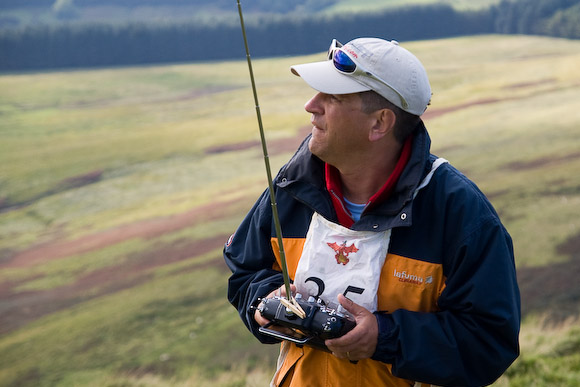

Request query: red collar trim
[
  {"left": 325, "top": 162, "right": 353, "bottom": 227},
  {"left": 325, "top": 135, "right": 413, "bottom": 227}
]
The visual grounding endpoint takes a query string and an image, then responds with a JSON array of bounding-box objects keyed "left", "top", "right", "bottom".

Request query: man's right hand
[{"left": 254, "top": 284, "right": 297, "bottom": 328}]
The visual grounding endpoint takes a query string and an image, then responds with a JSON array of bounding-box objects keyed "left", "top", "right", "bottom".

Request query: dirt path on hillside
[
  {"left": 0, "top": 198, "right": 239, "bottom": 334},
  {"left": 3, "top": 198, "right": 240, "bottom": 269},
  {"left": 0, "top": 233, "right": 230, "bottom": 335}
]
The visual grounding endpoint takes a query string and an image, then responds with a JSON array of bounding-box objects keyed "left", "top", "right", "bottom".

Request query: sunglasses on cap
[{"left": 327, "top": 39, "right": 409, "bottom": 110}]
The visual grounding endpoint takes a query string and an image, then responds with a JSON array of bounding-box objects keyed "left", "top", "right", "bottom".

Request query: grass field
[{"left": 1, "top": 34, "right": 580, "bottom": 386}]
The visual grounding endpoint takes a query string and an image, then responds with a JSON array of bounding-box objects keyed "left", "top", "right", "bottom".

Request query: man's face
[{"left": 305, "top": 92, "right": 374, "bottom": 167}]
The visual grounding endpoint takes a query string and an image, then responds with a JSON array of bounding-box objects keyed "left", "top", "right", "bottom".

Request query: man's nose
[{"left": 305, "top": 93, "right": 324, "bottom": 114}]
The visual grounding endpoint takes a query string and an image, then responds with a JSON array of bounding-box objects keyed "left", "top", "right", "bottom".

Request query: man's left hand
[{"left": 325, "top": 294, "right": 378, "bottom": 362}]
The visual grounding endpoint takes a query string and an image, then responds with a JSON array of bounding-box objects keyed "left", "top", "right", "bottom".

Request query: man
[{"left": 224, "top": 37, "right": 520, "bottom": 386}]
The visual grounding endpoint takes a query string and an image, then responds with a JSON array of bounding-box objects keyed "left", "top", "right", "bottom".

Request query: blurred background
[{"left": 1, "top": 0, "right": 579, "bottom": 386}]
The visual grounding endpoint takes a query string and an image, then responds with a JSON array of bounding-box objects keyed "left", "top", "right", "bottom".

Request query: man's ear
[{"left": 369, "top": 108, "right": 396, "bottom": 142}]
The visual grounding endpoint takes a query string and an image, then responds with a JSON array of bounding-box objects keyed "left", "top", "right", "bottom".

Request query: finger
[
  {"left": 265, "top": 284, "right": 286, "bottom": 300},
  {"left": 327, "top": 339, "right": 352, "bottom": 353},
  {"left": 337, "top": 293, "right": 365, "bottom": 317},
  {"left": 255, "top": 284, "right": 299, "bottom": 326},
  {"left": 255, "top": 286, "right": 285, "bottom": 326},
  {"left": 279, "top": 284, "right": 297, "bottom": 298},
  {"left": 330, "top": 350, "right": 359, "bottom": 363},
  {"left": 326, "top": 330, "right": 357, "bottom": 352},
  {"left": 254, "top": 308, "right": 270, "bottom": 326},
  {"left": 347, "top": 351, "right": 359, "bottom": 364},
  {"left": 326, "top": 295, "right": 378, "bottom": 359},
  {"left": 325, "top": 295, "right": 361, "bottom": 350}
]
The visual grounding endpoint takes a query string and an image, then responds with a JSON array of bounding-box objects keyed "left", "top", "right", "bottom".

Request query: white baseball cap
[{"left": 290, "top": 37, "right": 431, "bottom": 116}]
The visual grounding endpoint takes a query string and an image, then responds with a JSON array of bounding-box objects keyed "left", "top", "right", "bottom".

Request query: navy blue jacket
[{"left": 224, "top": 122, "right": 520, "bottom": 386}]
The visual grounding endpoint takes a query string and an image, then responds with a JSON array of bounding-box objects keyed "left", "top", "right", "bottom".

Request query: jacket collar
[
  {"left": 277, "top": 121, "right": 433, "bottom": 231},
  {"left": 325, "top": 134, "right": 413, "bottom": 228}
]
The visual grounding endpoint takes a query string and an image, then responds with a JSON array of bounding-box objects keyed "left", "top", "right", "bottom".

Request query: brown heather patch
[
  {"left": 518, "top": 232, "right": 580, "bottom": 325},
  {"left": 506, "top": 151, "right": 580, "bottom": 171}
]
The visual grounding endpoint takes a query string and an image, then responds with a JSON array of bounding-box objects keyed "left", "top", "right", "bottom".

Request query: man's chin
[
  {"left": 307, "top": 137, "right": 318, "bottom": 154},
  {"left": 308, "top": 139, "right": 327, "bottom": 162}
]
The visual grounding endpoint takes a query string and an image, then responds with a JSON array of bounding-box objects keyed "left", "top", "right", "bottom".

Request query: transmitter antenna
[{"left": 236, "top": 0, "right": 304, "bottom": 318}]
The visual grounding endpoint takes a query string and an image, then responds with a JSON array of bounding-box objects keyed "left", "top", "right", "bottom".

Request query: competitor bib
[{"left": 293, "top": 212, "right": 391, "bottom": 312}]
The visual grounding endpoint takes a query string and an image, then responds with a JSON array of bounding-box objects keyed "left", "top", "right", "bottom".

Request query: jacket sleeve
[
  {"left": 372, "top": 180, "right": 521, "bottom": 386},
  {"left": 223, "top": 189, "right": 285, "bottom": 343}
]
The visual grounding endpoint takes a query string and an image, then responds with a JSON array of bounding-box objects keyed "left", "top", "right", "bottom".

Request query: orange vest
[{"left": 270, "top": 238, "right": 446, "bottom": 386}]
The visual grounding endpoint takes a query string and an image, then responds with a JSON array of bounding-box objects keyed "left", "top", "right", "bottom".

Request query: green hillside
[{"left": 1, "top": 34, "right": 579, "bottom": 386}]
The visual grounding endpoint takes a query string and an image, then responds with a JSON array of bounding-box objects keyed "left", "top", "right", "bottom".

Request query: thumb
[{"left": 337, "top": 293, "right": 365, "bottom": 317}]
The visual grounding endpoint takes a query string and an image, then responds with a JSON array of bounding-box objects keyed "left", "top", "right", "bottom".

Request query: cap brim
[{"left": 290, "top": 60, "right": 370, "bottom": 95}]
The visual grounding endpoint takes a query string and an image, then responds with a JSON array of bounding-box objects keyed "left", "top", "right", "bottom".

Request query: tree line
[
  {"left": 0, "top": 0, "right": 334, "bottom": 13},
  {"left": 1, "top": 0, "right": 578, "bottom": 72}
]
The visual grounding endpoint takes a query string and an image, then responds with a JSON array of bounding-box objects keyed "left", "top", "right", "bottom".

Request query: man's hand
[
  {"left": 325, "top": 294, "right": 378, "bottom": 362},
  {"left": 254, "top": 284, "right": 297, "bottom": 327}
]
